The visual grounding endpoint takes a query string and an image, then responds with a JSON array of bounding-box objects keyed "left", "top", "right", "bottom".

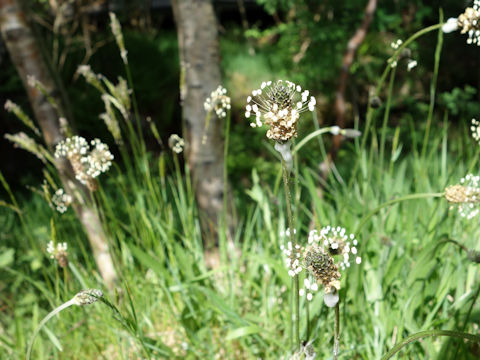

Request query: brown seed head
[
  {"left": 445, "top": 184, "right": 480, "bottom": 203},
  {"left": 458, "top": 7, "right": 480, "bottom": 34},
  {"left": 304, "top": 245, "right": 341, "bottom": 293},
  {"left": 456, "top": 2, "right": 480, "bottom": 44}
]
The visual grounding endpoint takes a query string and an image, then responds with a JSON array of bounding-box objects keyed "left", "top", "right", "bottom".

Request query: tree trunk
[
  {"left": 0, "top": 0, "right": 117, "bottom": 288},
  {"left": 171, "top": 0, "right": 225, "bottom": 244}
]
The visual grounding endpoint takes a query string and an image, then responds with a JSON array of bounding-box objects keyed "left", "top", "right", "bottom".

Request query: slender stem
[
  {"left": 381, "top": 330, "right": 480, "bottom": 360},
  {"left": 421, "top": 11, "right": 443, "bottom": 160},
  {"left": 281, "top": 158, "right": 300, "bottom": 348},
  {"left": 289, "top": 276, "right": 294, "bottom": 349},
  {"left": 288, "top": 277, "right": 295, "bottom": 347},
  {"left": 334, "top": 302, "right": 340, "bottom": 360},
  {"left": 355, "top": 192, "right": 444, "bottom": 234},
  {"left": 26, "top": 300, "right": 75, "bottom": 360},
  {"left": 223, "top": 111, "right": 231, "bottom": 228},
  {"left": 434, "top": 238, "right": 468, "bottom": 254},
  {"left": 379, "top": 66, "right": 396, "bottom": 173},
  {"left": 306, "top": 298, "right": 310, "bottom": 341},
  {"left": 223, "top": 111, "right": 232, "bottom": 305},
  {"left": 63, "top": 266, "right": 68, "bottom": 292},
  {"left": 294, "top": 275, "right": 300, "bottom": 347},
  {"left": 293, "top": 127, "right": 334, "bottom": 154},
  {"left": 124, "top": 63, "right": 144, "bottom": 151},
  {"left": 281, "top": 159, "right": 295, "bottom": 244}
]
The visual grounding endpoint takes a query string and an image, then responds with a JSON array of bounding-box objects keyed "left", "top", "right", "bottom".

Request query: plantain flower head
[
  {"left": 445, "top": 174, "right": 480, "bottom": 219},
  {"left": 168, "top": 134, "right": 185, "bottom": 154},
  {"left": 47, "top": 241, "right": 68, "bottom": 268},
  {"left": 72, "top": 289, "right": 104, "bottom": 306},
  {"left": 443, "top": 1, "right": 480, "bottom": 45},
  {"left": 246, "top": 80, "right": 316, "bottom": 142},
  {"left": 305, "top": 226, "right": 361, "bottom": 307},
  {"left": 55, "top": 136, "right": 113, "bottom": 191},
  {"left": 51, "top": 188, "right": 72, "bottom": 214},
  {"left": 204, "top": 86, "right": 231, "bottom": 119}
]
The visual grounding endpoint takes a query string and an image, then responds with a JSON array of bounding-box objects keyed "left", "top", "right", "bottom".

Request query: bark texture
[
  {"left": 0, "top": 0, "right": 117, "bottom": 288},
  {"left": 332, "top": 0, "right": 377, "bottom": 158},
  {"left": 171, "top": 0, "right": 224, "bottom": 242}
]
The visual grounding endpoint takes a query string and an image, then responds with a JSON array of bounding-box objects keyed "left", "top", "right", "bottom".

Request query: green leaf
[
  {"left": 0, "top": 248, "right": 14, "bottom": 268},
  {"left": 42, "top": 325, "right": 63, "bottom": 352},
  {"left": 226, "top": 325, "right": 262, "bottom": 341}
]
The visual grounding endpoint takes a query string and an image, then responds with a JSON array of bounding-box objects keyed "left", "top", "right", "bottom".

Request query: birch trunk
[
  {"left": 171, "top": 0, "right": 225, "bottom": 244},
  {"left": 0, "top": 0, "right": 117, "bottom": 288}
]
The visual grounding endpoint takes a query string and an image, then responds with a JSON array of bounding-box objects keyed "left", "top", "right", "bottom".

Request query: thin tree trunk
[
  {"left": 171, "top": 0, "right": 225, "bottom": 244},
  {"left": 332, "top": 0, "right": 377, "bottom": 159},
  {"left": 0, "top": 0, "right": 117, "bottom": 288}
]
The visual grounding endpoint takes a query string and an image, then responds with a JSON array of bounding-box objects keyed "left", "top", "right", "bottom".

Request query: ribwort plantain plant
[
  {"left": 246, "top": 79, "right": 316, "bottom": 350},
  {"left": 246, "top": 80, "right": 366, "bottom": 357}
]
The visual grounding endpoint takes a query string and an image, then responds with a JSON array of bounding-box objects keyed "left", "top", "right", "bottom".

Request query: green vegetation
[{"left": 1, "top": 1, "right": 480, "bottom": 359}]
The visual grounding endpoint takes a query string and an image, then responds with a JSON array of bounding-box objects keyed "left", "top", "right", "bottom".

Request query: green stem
[
  {"left": 334, "top": 302, "right": 340, "bottom": 360},
  {"left": 223, "top": 111, "right": 233, "bottom": 305},
  {"left": 293, "top": 127, "right": 335, "bottom": 154},
  {"left": 223, "top": 111, "right": 231, "bottom": 227},
  {"left": 433, "top": 238, "right": 468, "bottom": 254},
  {"left": 355, "top": 192, "right": 444, "bottom": 234},
  {"left": 381, "top": 330, "right": 480, "bottom": 360},
  {"left": 124, "top": 63, "right": 144, "bottom": 151},
  {"left": 379, "top": 66, "right": 396, "bottom": 173},
  {"left": 290, "top": 276, "right": 294, "bottom": 349},
  {"left": 294, "top": 275, "right": 300, "bottom": 348},
  {"left": 26, "top": 299, "right": 75, "bottom": 360},
  {"left": 306, "top": 299, "right": 310, "bottom": 341},
  {"left": 281, "top": 158, "right": 300, "bottom": 348},
  {"left": 421, "top": 11, "right": 443, "bottom": 160}
]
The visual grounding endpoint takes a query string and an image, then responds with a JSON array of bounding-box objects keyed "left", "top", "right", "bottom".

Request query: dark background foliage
[{"left": 1, "top": 0, "right": 479, "bottom": 190}]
